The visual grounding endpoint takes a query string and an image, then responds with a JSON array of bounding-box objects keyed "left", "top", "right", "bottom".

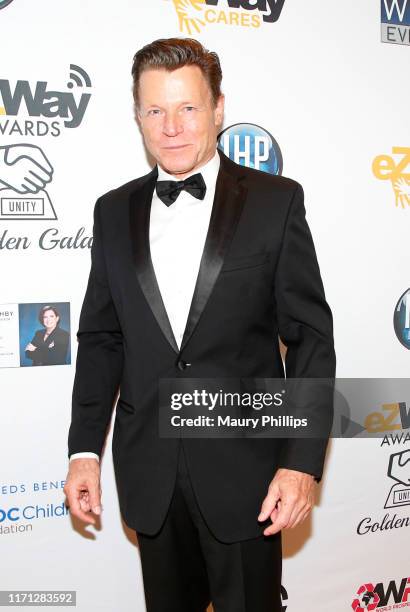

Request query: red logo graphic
[{"left": 352, "top": 583, "right": 380, "bottom": 611}]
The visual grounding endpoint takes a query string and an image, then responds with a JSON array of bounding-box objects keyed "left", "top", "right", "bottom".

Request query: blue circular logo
[
  {"left": 0, "top": 0, "right": 14, "bottom": 8},
  {"left": 393, "top": 288, "right": 410, "bottom": 349},
  {"left": 218, "top": 123, "right": 283, "bottom": 175}
]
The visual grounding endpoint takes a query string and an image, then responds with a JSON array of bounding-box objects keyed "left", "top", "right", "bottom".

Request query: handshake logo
[
  {"left": 384, "top": 448, "right": 410, "bottom": 509},
  {"left": 0, "top": 144, "right": 56, "bottom": 220}
]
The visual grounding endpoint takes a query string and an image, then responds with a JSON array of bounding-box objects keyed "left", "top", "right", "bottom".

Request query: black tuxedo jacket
[{"left": 68, "top": 148, "right": 336, "bottom": 542}]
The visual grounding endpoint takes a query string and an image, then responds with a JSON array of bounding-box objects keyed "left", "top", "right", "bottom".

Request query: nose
[{"left": 162, "top": 110, "right": 183, "bottom": 137}]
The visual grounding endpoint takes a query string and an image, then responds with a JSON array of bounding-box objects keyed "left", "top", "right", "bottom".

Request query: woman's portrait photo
[{"left": 19, "top": 303, "right": 71, "bottom": 367}]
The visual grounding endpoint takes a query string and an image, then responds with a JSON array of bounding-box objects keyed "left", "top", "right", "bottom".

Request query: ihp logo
[
  {"left": 394, "top": 288, "right": 410, "bottom": 349},
  {"left": 381, "top": 0, "right": 410, "bottom": 45},
  {"left": 217, "top": 123, "right": 282, "bottom": 175}
]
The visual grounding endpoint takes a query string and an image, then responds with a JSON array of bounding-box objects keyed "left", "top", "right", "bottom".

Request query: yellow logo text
[
  {"left": 372, "top": 146, "right": 410, "bottom": 209},
  {"left": 172, "top": 0, "right": 261, "bottom": 34}
]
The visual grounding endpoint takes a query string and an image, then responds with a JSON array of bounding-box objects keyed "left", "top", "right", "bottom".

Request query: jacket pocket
[{"left": 220, "top": 251, "right": 270, "bottom": 272}]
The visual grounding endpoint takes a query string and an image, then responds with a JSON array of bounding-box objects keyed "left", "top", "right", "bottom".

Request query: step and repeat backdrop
[{"left": 0, "top": 1, "right": 409, "bottom": 610}]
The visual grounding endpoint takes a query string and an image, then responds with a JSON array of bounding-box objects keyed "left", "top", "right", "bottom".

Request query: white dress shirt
[{"left": 70, "top": 149, "right": 221, "bottom": 463}]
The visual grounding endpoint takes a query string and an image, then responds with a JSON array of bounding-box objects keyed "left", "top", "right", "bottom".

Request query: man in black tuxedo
[{"left": 64, "top": 38, "right": 336, "bottom": 611}]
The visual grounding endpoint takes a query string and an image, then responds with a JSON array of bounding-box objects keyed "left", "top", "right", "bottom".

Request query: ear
[{"left": 214, "top": 94, "right": 225, "bottom": 127}]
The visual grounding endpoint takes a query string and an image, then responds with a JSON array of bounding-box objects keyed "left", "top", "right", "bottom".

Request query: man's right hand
[{"left": 64, "top": 458, "right": 102, "bottom": 525}]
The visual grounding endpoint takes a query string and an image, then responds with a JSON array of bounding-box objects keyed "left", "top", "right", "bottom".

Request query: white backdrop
[{"left": 0, "top": 1, "right": 409, "bottom": 610}]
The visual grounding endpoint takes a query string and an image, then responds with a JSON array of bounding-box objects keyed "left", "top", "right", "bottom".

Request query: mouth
[{"left": 162, "top": 144, "right": 191, "bottom": 150}]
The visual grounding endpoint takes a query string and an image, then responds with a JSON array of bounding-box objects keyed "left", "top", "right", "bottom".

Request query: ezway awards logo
[
  {"left": 0, "top": 64, "right": 92, "bottom": 135},
  {"left": 170, "top": 0, "right": 286, "bottom": 33},
  {"left": 381, "top": 0, "right": 410, "bottom": 45},
  {"left": 372, "top": 146, "right": 410, "bottom": 209}
]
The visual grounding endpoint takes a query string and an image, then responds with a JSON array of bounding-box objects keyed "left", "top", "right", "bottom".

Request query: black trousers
[{"left": 136, "top": 441, "right": 282, "bottom": 612}]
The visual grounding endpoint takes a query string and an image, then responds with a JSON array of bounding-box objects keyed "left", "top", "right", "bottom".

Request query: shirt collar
[{"left": 156, "top": 149, "right": 220, "bottom": 187}]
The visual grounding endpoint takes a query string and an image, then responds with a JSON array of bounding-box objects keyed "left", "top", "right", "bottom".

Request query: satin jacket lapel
[
  {"left": 179, "top": 157, "right": 248, "bottom": 353},
  {"left": 129, "top": 166, "right": 180, "bottom": 355},
  {"left": 129, "top": 153, "right": 248, "bottom": 357}
]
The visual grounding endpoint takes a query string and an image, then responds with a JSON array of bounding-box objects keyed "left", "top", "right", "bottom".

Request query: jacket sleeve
[
  {"left": 25, "top": 330, "right": 40, "bottom": 361},
  {"left": 274, "top": 183, "right": 336, "bottom": 482},
  {"left": 68, "top": 198, "right": 124, "bottom": 458}
]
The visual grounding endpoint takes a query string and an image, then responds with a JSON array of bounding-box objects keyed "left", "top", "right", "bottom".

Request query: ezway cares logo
[
  {"left": 381, "top": 0, "right": 410, "bottom": 45},
  {"left": 169, "top": 0, "right": 286, "bottom": 33}
]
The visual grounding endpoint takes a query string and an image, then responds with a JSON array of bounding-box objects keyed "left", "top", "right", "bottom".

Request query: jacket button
[{"left": 176, "top": 359, "right": 191, "bottom": 371}]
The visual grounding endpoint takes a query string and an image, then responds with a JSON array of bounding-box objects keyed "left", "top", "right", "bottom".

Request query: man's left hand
[{"left": 257, "top": 468, "right": 316, "bottom": 536}]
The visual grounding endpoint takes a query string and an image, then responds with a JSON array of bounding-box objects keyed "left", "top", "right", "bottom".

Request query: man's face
[{"left": 136, "top": 65, "right": 224, "bottom": 178}]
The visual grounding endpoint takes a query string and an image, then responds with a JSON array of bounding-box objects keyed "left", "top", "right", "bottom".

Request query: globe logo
[
  {"left": 393, "top": 288, "right": 410, "bottom": 350},
  {"left": 0, "top": 0, "right": 14, "bottom": 8},
  {"left": 218, "top": 123, "right": 283, "bottom": 176}
]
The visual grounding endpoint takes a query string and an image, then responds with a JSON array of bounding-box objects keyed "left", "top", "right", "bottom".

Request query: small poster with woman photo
[{"left": 19, "top": 302, "right": 71, "bottom": 367}]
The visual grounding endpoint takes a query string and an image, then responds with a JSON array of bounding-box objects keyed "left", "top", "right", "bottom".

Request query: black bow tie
[{"left": 156, "top": 172, "right": 207, "bottom": 206}]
